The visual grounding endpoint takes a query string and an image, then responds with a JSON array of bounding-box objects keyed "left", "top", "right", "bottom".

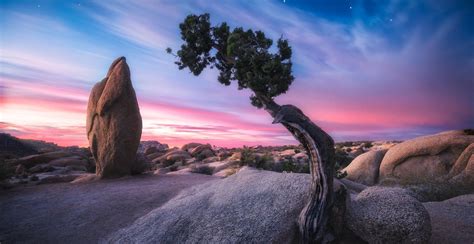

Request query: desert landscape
[
  {"left": 1, "top": 1, "right": 473, "bottom": 244},
  {"left": 1, "top": 129, "right": 474, "bottom": 243}
]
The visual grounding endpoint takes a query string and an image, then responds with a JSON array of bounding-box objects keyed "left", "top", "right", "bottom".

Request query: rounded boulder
[
  {"left": 342, "top": 149, "right": 387, "bottom": 185},
  {"left": 346, "top": 186, "right": 431, "bottom": 243}
]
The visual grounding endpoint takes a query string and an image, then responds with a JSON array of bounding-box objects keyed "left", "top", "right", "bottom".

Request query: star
[
  {"left": 37, "top": 4, "right": 41, "bottom": 8},
  {"left": 389, "top": 18, "right": 393, "bottom": 22},
  {"left": 349, "top": 6, "right": 352, "bottom": 9}
]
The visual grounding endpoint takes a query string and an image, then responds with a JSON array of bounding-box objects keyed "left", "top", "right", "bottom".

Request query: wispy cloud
[{"left": 1, "top": 0, "right": 472, "bottom": 147}]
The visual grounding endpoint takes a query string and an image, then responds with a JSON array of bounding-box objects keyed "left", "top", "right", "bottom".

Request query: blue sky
[{"left": 0, "top": 0, "right": 473, "bottom": 147}]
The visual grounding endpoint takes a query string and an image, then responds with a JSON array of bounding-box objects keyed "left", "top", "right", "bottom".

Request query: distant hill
[
  {"left": 0, "top": 133, "right": 38, "bottom": 158},
  {"left": 21, "top": 139, "right": 62, "bottom": 153}
]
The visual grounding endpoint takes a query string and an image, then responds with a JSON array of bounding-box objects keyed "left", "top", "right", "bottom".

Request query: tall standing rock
[{"left": 86, "top": 57, "right": 142, "bottom": 178}]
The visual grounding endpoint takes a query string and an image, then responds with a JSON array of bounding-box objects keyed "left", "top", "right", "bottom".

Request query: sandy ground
[{"left": 0, "top": 174, "right": 218, "bottom": 243}]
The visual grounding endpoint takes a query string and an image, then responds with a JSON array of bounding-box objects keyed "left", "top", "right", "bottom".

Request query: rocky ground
[
  {"left": 0, "top": 130, "right": 473, "bottom": 243},
  {"left": 0, "top": 132, "right": 398, "bottom": 188},
  {"left": 0, "top": 168, "right": 472, "bottom": 243}
]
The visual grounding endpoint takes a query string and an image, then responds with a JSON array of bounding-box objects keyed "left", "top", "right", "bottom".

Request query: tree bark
[{"left": 256, "top": 94, "right": 336, "bottom": 243}]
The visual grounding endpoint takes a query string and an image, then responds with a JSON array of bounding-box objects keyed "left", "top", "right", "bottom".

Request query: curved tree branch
[{"left": 256, "top": 93, "right": 336, "bottom": 243}]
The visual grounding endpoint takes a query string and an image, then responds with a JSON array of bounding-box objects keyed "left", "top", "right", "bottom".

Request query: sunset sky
[{"left": 1, "top": 0, "right": 473, "bottom": 147}]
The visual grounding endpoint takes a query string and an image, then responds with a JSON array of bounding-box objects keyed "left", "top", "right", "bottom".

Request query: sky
[{"left": 0, "top": 0, "right": 473, "bottom": 148}]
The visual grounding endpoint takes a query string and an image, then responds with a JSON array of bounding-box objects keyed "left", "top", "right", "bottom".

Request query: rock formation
[
  {"left": 154, "top": 150, "right": 191, "bottom": 165},
  {"left": 346, "top": 186, "right": 431, "bottom": 243},
  {"left": 190, "top": 144, "right": 215, "bottom": 159},
  {"left": 181, "top": 142, "right": 203, "bottom": 152},
  {"left": 342, "top": 149, "right": 387, "bottom": 185},
  {"left": 447, "top": 143, "right": 474, "bottom": 184},
  {"left": 379, "top": 130, "right": 473, "bottom": 184},
  {"left": 340, "top": 130, "right": 474, "bottom": 201},
  {"left": 86, "top": 57, "right": 142, "bottom": 178},
  {"left": 107, "top": 167, "right": 432, "bottom": 243},
  {"left": 423, "top": 194, "right": 474, "bottom": 243},
  {"left": 107, "top": 167, "right": 312, "bottom": 243}
]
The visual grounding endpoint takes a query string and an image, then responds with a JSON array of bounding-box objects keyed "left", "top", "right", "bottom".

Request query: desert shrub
[
  {"left": 464, "top": 128, "right": 474, "bottom": 135},
  {"left": 239, "top": 147, "right": 273, "bottom": 169},
  {"left": 336, "top": 141, "right": 355, "bottom": 147},
  {"left": 196, "top": 153, "right": 207, "bottom": 161},
  {"left": 269, "top": 158, "right": 309, "bottom": 174},
  {"left": 254, "top": 153, "right": 273, "bottom": 169},
  {"left": 298, "top": 164, "right": 310, "bottom": 174},
  {"left": 268, "top": 161, "right": 283, "bottom": 172},
  {"left": 281, "top": 160, "right": 295, "bottom": 172},
  {"left": 263, "top": 157, "right": 310, "bottom": 174},
  {"left": 239, "top": 146, "right": 255, "bottom": 166},
  {"left": 168, "top": 165, "right": 179, "bottom": 172},
  {"left": 0, "top": 160, "right": 14, "bottom": 181},
  {"left": 190, "top": 165, "right": 214, "bottom": 175},
  {"left": 362, "top": 142, "right": 373, "bottom": 148},
  {"left": 162, "top": 159, "right": 176, "bottom": 167},
  {"left": 335, "top": 148, "right": 352, "bottom": 170}
]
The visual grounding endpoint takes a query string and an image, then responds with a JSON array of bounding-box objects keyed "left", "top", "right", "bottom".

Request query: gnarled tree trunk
[{"left": 257, "top": 94, "right": 336, "bottom": 243}]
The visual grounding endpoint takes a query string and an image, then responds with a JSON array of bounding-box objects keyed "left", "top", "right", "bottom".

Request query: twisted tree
[{"left": 167, "top": 13, "right": 337, "bottom": 243}]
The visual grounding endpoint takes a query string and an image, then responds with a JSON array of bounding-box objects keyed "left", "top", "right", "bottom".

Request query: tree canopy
[{"left": 167, "top": 13, "right": 294, "bottom": 108}]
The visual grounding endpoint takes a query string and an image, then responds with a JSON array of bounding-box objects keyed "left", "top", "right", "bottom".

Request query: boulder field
[
  {"left": 2, "top": 130, "right": 474, "bottom": 243},
  {"left": 1, "top": 167, "right": 473, "bottom": 243},
  {"left": 342, "top": 129, "right": 474, "bottom": 201}
]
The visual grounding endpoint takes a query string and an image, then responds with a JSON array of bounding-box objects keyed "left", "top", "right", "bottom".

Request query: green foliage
[
  {"left": 281, "top": 160, "right": 295, "bottom": 172},
  {"left": 169, "top": 13, "right": 294, "bottom": 108},
  {"left": 265, "top": 157, "right": 310, "bottom": 174},
  {"left": 255, "top": 153, "right": 274, "bottom": 169},
  {"left": 282, "top": 158, "right": 310, "bottom": 173},
  {"left": 0, "top": 159, "right": 14, "bottom": 181},
  {"left": 362, "top": 142, "right": 373, "bottom": 148},
  {"left": 463, "top": 129, "right": 474, "bottom": 135},
  {"left": 196, "top": 153, "right": 207, "bottom": 161},
  {"left": 239, "top": 146, "right": 255, "bottom": 166},
  {"left": 300, "top": 164, "right": 310, "bottom": 174},
  {"left": 239, "top": 146, "right": 273, "bottom": 169},
  {"left": 334, "top": 147, "right": 352, "bottom": 170},
  {"left": 169, "top": 165, "right": 179, "bottom": 172},
  {"left": 162, "top": 159, "right": 176, "bottom": 167},
  {"left": 237, "top": 146, "right": 311, "bottom": 173}
]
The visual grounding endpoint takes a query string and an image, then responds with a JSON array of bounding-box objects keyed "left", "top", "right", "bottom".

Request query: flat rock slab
[
  {"left": 0, "top": 174, "right": 217, "bottom": 243},
  {"left": 423, "top": 194, "right": 474, "bottom": 244},
  {"left": 107, "top": 167, "right": 311, "bottom": 243}
]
